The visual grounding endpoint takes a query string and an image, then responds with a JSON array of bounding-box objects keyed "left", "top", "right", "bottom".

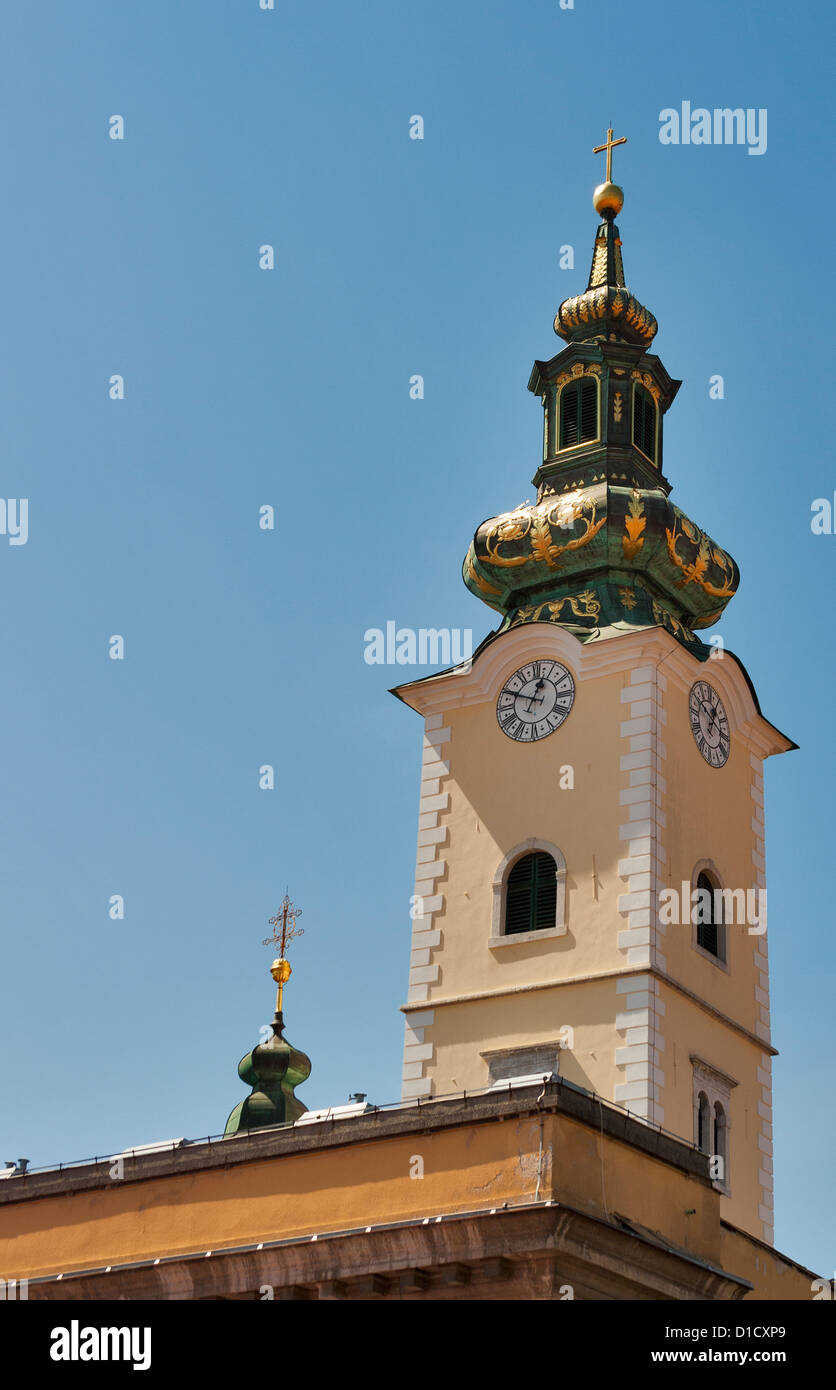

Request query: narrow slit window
[
  {"left": 697, "top": 1091, "right": 710, "bottom": 1153},
  {"left": 713, "top": 1101, "right": 727, "bottom": 1179}
]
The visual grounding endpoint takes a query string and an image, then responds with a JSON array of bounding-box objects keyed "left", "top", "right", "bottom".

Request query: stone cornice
[
  {"left": 0, "top": 1078, "right": 711, "bottom": 1209},
  {"left": 402, "top": 963, "right": 779, "bottom": 1057},
  {"left": 20, "top": 1200, "right": 751, "bottom": 1302}
]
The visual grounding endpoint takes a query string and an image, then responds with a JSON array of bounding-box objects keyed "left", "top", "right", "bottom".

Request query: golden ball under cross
[{"left": 593, "top": 181, "right": 624, "bottom": 217}]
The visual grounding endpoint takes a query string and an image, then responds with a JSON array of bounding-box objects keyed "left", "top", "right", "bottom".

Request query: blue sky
[{"left": 0, "top": 1, "right": 833, "bottom": 1274}]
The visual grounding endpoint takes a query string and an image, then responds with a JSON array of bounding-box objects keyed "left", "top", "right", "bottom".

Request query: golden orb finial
[
  {"left": 593, "top": 181, "right": 624, "bottom": 217},
  {"left": 270, "top": 958, "right": 292, "bottom": 986},
  {"left": 592, "top": 125, "right": 627, "bottom": 218}
]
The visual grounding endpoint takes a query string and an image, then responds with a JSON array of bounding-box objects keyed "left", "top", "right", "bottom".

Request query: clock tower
[{"left": 393, "top": 134, "right": 794, "bottom": 1248}]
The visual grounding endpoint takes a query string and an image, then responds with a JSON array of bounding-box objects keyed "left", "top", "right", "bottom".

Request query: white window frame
[
  {"left": 489, "top": 839, "right": 567, "bottom": 947},
  {"left": 691, "top": 858, "right": 730, "bottom": 971},
  {"left": 692, "top": 1055, "right": 736, "bottom": 1196}
]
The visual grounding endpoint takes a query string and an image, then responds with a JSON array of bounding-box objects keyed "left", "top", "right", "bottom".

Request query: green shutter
[{"left": 505, "top": 852, "right": 557, "bottom": 935}]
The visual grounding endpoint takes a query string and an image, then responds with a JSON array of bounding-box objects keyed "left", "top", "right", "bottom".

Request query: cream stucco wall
[{"left": 395, "top": 622, "right": 792, "bottom": 1247}]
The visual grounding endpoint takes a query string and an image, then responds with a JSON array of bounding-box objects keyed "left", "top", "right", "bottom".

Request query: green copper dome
[
  {"left": 464, "top": 483, "right": 738, "bottom": 648},
  {"left": 224, "top": 1013, "right": 311, "bottom": 1135},
  {"left": 462, "top": 172, "right": 738, "bottom": 653}
]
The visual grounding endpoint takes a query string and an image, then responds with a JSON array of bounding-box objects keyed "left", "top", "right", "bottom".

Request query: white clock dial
[
  {"left": 689, "top": 680, "right": 730, "bottom": 767},
  {"left": 496, "top": 659, "right": 575, "bottom": 742}
]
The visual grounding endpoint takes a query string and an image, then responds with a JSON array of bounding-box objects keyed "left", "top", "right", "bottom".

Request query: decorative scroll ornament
[
  {"left": 665, "top": 516, "right": 738, "bottom": 601},
  {"left": 613, "top": 391, "right": 623, "bottom": 422},
  {"left": 652, "top": 598, "right": 696, "bottom": 644},
  {"left": 514, "top": 590, "right": 601, "bottom": 626},
  {"left": 694, "top": 607, "right": 725, "bottom": 630},
  {"left": 555, "top": 361, "right": 602, "bottom": 389},
  {"left": 464, "top": 551, "right": 502, "bottom": 600},
  {"left": 631, "top": 369, "right": 661, "bottom": 404},
  {"left": 481, "top": 492, "right": 606, "bottom": 572}
]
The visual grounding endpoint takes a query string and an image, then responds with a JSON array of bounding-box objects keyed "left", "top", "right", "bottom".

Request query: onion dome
[
  {"left": 463, "top": 485, "right": 739, "bottom": 647},
  {"left": 224, "top": 1008, "right": 311, "bottom": 1135},
  {"left": 554, "top": 217, "right": 657, "bottom": 349}
]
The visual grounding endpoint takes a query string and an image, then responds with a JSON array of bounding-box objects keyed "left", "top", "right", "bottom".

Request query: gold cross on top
[
  {"left": 263, "top": 893, "right": 304, "bottom": 957},
  {"left": 593, "top": 126, "right": 627, "bottom": 183}
]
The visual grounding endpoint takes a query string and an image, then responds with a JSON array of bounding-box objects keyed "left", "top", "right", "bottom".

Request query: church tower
[{"left": 393, "top": 132, "right": 794, "bottom": 1248}]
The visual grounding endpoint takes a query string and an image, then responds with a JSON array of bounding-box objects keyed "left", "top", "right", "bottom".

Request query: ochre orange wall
[
  {"left": 0, "top": 1112, "right": 812, "bottom": 1297},
  {"left": 720, "top": 1224, "right": 817, "bottom": 1302}
]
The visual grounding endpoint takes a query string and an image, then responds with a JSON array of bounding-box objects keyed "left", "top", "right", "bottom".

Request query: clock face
[
  {"left": 496, "top": 659, "right": 575, "bottom": 742},
  {"left": 689, "top": 680, "right": 730, "bottom": 767}
]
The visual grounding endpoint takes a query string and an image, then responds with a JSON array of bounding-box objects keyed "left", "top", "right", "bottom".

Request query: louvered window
[
  {"left": 504, "top": 852, "right": 557, "bottom": 935},
  {"left": 696, "top": 871, "right": 720, "bottom": 957},
  {"left": 633, "top": 384, "right": 656, "bottom": 461},
  {"left": 559, "top": 378, "right": 597, "bottom": 449}
]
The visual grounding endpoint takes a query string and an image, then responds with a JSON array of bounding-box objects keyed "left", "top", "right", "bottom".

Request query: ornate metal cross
[
  {"left": 593, "top": 125, "right": 627, "bottom": 183},
  {"left": 263, "top": 893, "right": 304, "bottom": 958}
]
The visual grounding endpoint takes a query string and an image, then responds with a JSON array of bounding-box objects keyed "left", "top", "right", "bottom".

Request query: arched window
[
  {"left": 713, "top": 1101, "right": 727, "bottom": 1182},
  {"left": 504, "top": 851, "right": 558, "bottom": 936},
  {"left": 697, "top": 1091, "right": 710, "bottom": 1153},
  {"left": 633, "top": 383, "right": 657, "bottom": 462},
  {"left": 692, "top": 1060, "right": 734, "bottom": 1193},
  {"left": 695, "top": 869, "right": 725, "bottom": 960},
  {"left": 490, "top": 839, "right": 567, "bottom": 944},
  {"left": 559, "top": 377, "right": 598, "bottom": 450}
]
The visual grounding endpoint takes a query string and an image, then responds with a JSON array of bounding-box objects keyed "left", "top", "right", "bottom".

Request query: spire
[
  {"left": 224, "top": 895, "right": 311, "bottom": 1135},
  {"left": 555, "top": 125, "right": 657, "bottom": 348},
  {"left": 460, "top": 125, "right": 739, "bottom": 653},
  {"left": 588, "top": 125, "right": 627, "bottom": 286}
]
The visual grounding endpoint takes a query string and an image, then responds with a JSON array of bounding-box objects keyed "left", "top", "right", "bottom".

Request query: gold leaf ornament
[
  {"left": 652, "top": 598, "right": 696, "bottom": 643},
  {"left": 515, "top": 591, "right": 601, "bottom": 625},
  {"left": 482, "top": 495, "right": 606, "bottom": 573},
  {"left": 665, "top": 519, "right": 737, "bottom": 601},
  {"left": 622, "top": 490, "right": 646, "bottom": 561},
  {"left": 464, "top": 551, "right": 502, "bottom": 598}
]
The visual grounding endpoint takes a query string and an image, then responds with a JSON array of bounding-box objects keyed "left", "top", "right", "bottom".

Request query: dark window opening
[
  {"left": 696, "top": 870, "right": 723, "bottom": 958},
  {"left": 559, "top": 378, "right": 597, "bottom": 449},
  {"left": 713, "top": 1101, "right": 727, "bottom": 1179},
  {"left": 504, "top": 851, "right": 557, "bottom": 935},
  {"left": 633, "top": 384, "right": 656, "bottom": 461},
  {"left": 697, "top": 1091, "right": 710, "bottom": 1153}
]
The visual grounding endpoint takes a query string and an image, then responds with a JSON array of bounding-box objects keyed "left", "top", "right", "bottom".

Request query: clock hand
[
  {"left": 523, "top": 680, "right": 545, "bottom": 711},
  {"left": 700, "top": 700, "right": 720, "bottom": 737}
]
